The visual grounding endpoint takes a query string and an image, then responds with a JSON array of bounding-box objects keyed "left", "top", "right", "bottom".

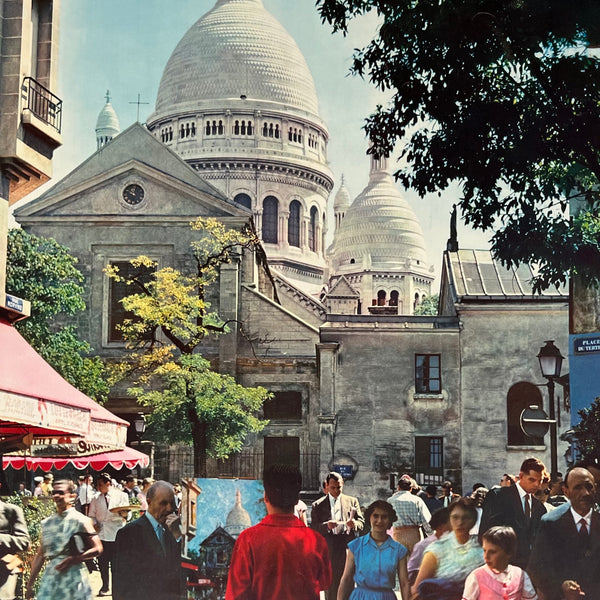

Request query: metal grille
[{"left": 23, "top": 77, "right": 62, "bottom": 133}]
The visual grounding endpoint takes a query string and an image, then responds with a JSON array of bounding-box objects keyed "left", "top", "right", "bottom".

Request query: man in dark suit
[
  {"left": 528, "top": 467, "right": 600, "bottom": 600},
  {"left": 479, "top": 457, "right": 547, "bottom": 568},
  {"left": 311, "top": 472, "right": 364, "bottom": 600},
  {"left": 113, "top": 481, "right": 182, "bottom": 600},
  {"left": 438, "top": 480, "right": 460, "bottom": 507}
]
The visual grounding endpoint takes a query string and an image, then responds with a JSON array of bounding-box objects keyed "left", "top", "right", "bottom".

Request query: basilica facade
[{"left": 15, "top": 0, "right": 570, "bottom": 500}]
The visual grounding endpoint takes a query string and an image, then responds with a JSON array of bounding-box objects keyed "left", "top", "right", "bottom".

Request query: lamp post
[
  {"left": 132, "top": 413, "right": 146, "bottom": 443},
  {"left": 537, "top": 340, "right": 564, "bottom": 476}
]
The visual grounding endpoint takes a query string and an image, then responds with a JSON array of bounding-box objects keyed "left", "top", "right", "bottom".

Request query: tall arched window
[
  {"left": 390, "top": 290, "right": 399, "bottom": 306},
  {"left": 377, "top": 290, "right": 387, "bottom": 306},
  {"left": 288, "top": 200, "right": 301, "bottom": 247},
  {"left": 262, "top": 196, "right": 279, "bottom": 244},
  {"left": 234, "top": 193, "right": 252, "bottom": 210},
  {"left": 507, "top": 382, "right": 544, "bottom": 446},
  {"left": 308, "top": 206, "right": 318, "bottom": 251}
]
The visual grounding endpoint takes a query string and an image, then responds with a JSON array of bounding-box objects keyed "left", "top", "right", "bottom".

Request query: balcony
[{"left": 22, "top": 77, "right": 62, "bottom": 134}]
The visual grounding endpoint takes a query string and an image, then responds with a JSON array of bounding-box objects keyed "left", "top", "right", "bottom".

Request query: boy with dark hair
[{"left": 226, "top": 464, "right": 331, "bottom": 599}]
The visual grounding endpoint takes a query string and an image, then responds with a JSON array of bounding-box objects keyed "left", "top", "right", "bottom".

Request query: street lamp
[
  {"left": 537, "top": 340, "right": 564, "bottom": 476},
  {"left": 133, "top": 413, "right": 146, "bottom": 442}
]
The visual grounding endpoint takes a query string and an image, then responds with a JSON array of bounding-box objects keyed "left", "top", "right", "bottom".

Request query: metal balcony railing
[{"left": 23, "top": 77, "right": 62, "bottom": 133}]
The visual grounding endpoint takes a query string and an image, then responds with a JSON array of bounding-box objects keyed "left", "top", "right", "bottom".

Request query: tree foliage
[
  {"left": 414, "top": 293, "right": 439, "bottom": 316},
  {"left": 107, "top": 218, "right": 270, "bottom": 476},
  {"left": 6, "top": 228, "right": 109, "bottom": 401},
  {"left": 573, "top": 396, "right": 600, "bottom": 463},
  {"left": 317, "top": 0, "right": 600, "bottom": 291}
]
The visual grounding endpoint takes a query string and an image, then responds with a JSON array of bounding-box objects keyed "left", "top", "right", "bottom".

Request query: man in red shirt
[{"left": 226, "top": 464, "right": 331, "bottom": 599}]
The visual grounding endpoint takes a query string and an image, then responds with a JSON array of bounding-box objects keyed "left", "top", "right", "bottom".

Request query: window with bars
[
  {"left": 415, "top": 436, "right": 444, "bottom": 484},
  {"left": 415, "top": 354, "right": 441, "bottom": 393}
]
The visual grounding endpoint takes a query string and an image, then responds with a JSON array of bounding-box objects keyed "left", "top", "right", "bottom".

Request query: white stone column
[{"left": 317, "top": 342, "right": 339, "bottom": 473}]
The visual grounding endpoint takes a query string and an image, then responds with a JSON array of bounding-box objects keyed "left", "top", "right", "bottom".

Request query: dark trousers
[
  {"left": 98, "top": 540, "right": 115, "bottom": 590},
  {"left": 325, "top": 534, "right": 352, "bottom": 600}
]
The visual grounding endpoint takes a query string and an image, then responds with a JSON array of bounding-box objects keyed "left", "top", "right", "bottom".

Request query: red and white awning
[
  {"left": 3, "top": 446, "right": 150, "bottom": 472},
  {"left": 0, "top": 318, "right": 128, "bottom": 450}
]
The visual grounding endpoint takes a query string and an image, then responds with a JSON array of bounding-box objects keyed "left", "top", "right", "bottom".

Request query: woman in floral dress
[{"left": 25, "top": 479, "right": 102, "bottom": 599}]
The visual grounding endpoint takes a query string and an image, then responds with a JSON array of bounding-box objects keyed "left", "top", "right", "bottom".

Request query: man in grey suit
[
  {"left": 311, "top": 472, "right": 364, "bottom": 600},
  {"left": 528, "top": 467, "right": 600, "bottom": 600}
]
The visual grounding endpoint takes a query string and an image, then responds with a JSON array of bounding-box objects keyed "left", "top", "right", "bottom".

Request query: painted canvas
[{"left": 185, "top": 478, "right": 265, "bottom": 599}]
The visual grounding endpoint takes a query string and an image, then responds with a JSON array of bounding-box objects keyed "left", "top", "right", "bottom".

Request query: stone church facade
[{"left": 15, "top": 0, "right": 570, "bottom": 502}]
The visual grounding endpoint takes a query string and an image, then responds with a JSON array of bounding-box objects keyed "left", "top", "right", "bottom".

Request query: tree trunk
[{"left": 189, "top": 408, "right": 208, "bottom": 478}]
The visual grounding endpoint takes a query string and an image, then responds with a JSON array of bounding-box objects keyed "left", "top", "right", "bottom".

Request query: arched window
[
  {"left": 274, "top": 124, "right": 280, "bottom": 139},
  {"left": 234, "top": 193, "right": 252, "bottom": 210},
  {"left": 212, "top": 121, "right": 217, "bottom": 135},
  {"left": 206, "top": 121, "right": 211, "bottom": 135},
  {"left": 240, "top": 121, "right": 246, "bottom": 135},
  {"left": 263, "top": 122, "right": 268, "bottom": 137},
  {"left": 234, "top": 120, "right": 240, "bottom": 135},
  {"left": 262, "top": 196, "right": 278, "bottom": 244},
  {"left": 507, "top": 382, "right": 544, "bottom": 446},
  {"left": 191, "top": 123, "right": 196, "bottom": 136},
  {"left": 288, "top": 200, "right": 301, "bottom": 247},
  {"left": 269, "top": 124, "right": 274, "bottom": 138},
  {"left": 247, "top": 121, "right": 253, "bottom": 135},
  {"left": 218, "top": 120, "right": 224, "bottom": 135},
  {"left": 308, "top": 206, "right": 318, "bottom": 251},
  {"left": 390, "top": 291, "right": 399, "bottom": 306},
  {"left": 377, "top": 290, "right": 387, "bottom": 306}
]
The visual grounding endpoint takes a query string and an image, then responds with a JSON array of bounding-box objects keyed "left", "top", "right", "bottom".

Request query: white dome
[
  {"left": 333, "top": 175, "right": 351, "bottom": 212},
  {"left": 95, "top": 92, "right": 120, "bottom": 135},
  {"left": 331, "top": 156, "right": 429, "bottom": 273},
  {"left": 151, "top": 0, "right": 320, "bottom": 121}
]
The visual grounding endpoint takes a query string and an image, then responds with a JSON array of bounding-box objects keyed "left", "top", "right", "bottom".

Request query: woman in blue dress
[
  {"left": 338, "top": 500, "right": 410, "bottom": 600},
  {"left": 25, "top": 479, "right": 102, "bottom": 600}
]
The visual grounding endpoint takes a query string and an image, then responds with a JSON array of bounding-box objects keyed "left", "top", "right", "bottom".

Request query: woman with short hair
[{"left": 337, "top": 500, "right": 411, "bottom": 600}]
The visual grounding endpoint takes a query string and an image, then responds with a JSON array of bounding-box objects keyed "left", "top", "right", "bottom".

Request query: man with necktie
[
  {"left": 113, "top": 481, "right": 182, "bottom": 600},
  {"left": 310, "top": 472, "right": 364, "bottom": 599},
  {"left": 528, "top": 467, "right": 600, "bottom": 600},
  {"left": 479, "top": 457, "right": 547, "bottom": 568}
]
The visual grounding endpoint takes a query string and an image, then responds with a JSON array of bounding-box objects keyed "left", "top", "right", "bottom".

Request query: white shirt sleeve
[
  {"left": 461, "top": 570, "right": 480, "bottom": 600},
  {"left": 522, "top": 571, "right": 538, "bottom": 600}
]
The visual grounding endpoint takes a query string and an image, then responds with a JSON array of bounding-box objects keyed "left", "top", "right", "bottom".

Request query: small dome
[
  {"left": 95, "top": 91, "right": 120, "bottom": 149},
  {"left": 331, "top": 155, "right": 429, "bottom": 273},
  {"left": 225, "top": 489, "right": 252, "bottom": 537},
  {"left": 96, "top": 91, "right": 120, "bottom": 134},
  {"left": 333, "top": 175, "right": 351, "bottom": 212},
  {"left": 151, "top": 0, "right": 320, "bottom": 121}
]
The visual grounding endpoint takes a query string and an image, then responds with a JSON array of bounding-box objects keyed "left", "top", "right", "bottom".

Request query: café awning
[
  {"left": 3, "top": 446, "right": 150, "bottom": 472},
  {"left": 0, "top": 318, "right": 128, "bottom": 450}
]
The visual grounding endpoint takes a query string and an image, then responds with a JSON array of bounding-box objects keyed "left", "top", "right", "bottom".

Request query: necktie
[
  {"left": 157, "top": 524, "right": 166, "bottom": 554},
  {"left": 578, "top": 518, "right": 588, "bottom": 543},
  {"left": 524, "top": 494, "right": 531, "bottom": 519},
  {"left": 104, "top": 494, "right": 109, "bottom": 509}
]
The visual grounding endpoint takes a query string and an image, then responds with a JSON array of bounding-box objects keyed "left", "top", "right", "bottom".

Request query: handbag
[{"left": 67, "top": 531, "right": 97, "bottom": 556}]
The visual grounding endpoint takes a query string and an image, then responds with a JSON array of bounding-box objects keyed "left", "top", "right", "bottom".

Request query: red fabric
[
  {"left": 0, "top": 318, "right": 127, "bottom": 434},
  {"left": 225, "top": 513, "right": 331, "bottom": 600},
  {"left": 3, "top": 447, "right": 149, "bottom": 472}
]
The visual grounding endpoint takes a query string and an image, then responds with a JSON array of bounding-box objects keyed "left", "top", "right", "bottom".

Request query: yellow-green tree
[{"left": 107, "top": 217, "right": 270, "bottom": 477}]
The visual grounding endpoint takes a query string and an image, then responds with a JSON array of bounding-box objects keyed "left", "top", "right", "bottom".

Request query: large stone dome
[
  {"left": 151, "top": 0, "right": 320, "bottom": 121},
  {"left": 331, "top": 156, "right": 430, "bottom": 274}
]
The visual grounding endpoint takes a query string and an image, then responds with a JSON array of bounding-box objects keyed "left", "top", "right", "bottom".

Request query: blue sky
[{"left": 20, "top": 0, "right": 489, "bottom": 284}]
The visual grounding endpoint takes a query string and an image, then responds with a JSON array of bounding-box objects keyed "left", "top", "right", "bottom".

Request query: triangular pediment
[
  {"left": 15, "top": 123, "right": 249, "bottom": 222},
  {"left": 327, "top": 275, "right": 360, "bottom": 298}
]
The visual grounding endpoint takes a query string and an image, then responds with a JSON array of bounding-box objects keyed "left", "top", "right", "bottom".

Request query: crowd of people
[
  {"left": 0, "top": 474, "right": 184, "bottom": 600},
  {"left": 0, "top": 457, "right": 598, "bottom": 599},
  {"left": 227, "top": 457, "right": 600, "bottom": 600}
]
